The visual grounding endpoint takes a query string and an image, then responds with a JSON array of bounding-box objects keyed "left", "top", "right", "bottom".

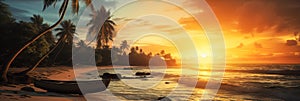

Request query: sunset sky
[{"left": 4, "top": 0, "right": 300, "bottom": 64}]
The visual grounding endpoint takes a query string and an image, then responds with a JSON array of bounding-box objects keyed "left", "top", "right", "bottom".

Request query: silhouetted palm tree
[
  {"left": 30, "top": 15, "right": 45, "bottom": 31},
  {"left": 17, "top": 35, "right": 67, "bottom": 75},
  {"left": 0, "top": 1, "right": 14, "bottom": 25},
  {"left": 1, "top": 0, "right": 98, "bottom": 81},
  {"left": 87, "top": 6, "right": 116, "bottom": 49},
  {"left": 55, "top": 20, "right": 76, "bottom": 45},
  {"left": 16, "top": 20, "right": 76, "bottom": 75},
  {"left": 43, "top": 0, "right": 93, "bottom": 15},
  {"left": 139, "top": 49, "right": 143, "bottom": 54},
  {"left": 29, "top": 15, "right": 55, "bottom": 46},
  {"left": 1, "top": 0, "right": 69, "bottom": 82},
  {"left": 160, "top": 50, "right": 165, "bottom": 56},
  {"left": 51, "top": 20, "right": 76, "bottom": 62},
  {"left": 120, "top": 40, "right": 129, "bottom": 52},
  {"left": 130, "top": 47, "right": 136, "bottom": 54},
  {"left": 16, "top": 15, "right": 55, "bottom": 75}
]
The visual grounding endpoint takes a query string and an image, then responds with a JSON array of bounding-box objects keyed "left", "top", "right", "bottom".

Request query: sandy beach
[
  {"left": 0, "top": 66, "right": 86, "bottom": 101},
  {"left": 1, "top": 65, "right": 300, "bottom": 101},
  {"left": 0, "top": 66, "right": 148, "bottom": 101}
]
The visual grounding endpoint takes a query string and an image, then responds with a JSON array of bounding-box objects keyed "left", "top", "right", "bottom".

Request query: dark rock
[
  {"left": 20, "top": 86, "right": 35, "bottom": 92},
  {"left": 135, "top": 72, "right": 151, "bottom": 76},
  {"left": 101, "top": 73, "right": 121, "bottom": 80},
  {"left": 157, "top": 96, "right": 172, "bottom": 101},
  {"left": 12, "top": 91, "right": 19, "bottom": 94},
  {"left": 286, "top": 40, "right": 298, "bottom": 46},
  {"left": 20, "top": 94, "right": 31, "bottom": 98},
  {"left": 101, "top": 73, "right": 111, "bottom": 78}
]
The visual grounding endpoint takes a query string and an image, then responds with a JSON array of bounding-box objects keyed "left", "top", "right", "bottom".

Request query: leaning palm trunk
[
  {"left": 17, "top": 35, "right": 68, "bottom": 75},
  {"left": 0, "top": 0, "right": 69, "bottom": 82},
  {"left": 52, "top": 41, "right": 66, "bottom": 64}
]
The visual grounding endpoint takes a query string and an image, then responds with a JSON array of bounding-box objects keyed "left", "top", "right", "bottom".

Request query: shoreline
[
  {"left": 1, "top": 66, "right": 86, "bottom": 101},
  {"left": 0, "top": 65, "right": 136, "bottom": 101}
]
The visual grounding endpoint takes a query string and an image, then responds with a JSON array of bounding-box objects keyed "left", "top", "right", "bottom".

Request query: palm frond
[
  {"left": 72, "top": 0, "right": 79, "bottom": 14},
  {"left": 56, "top": 32, "right": 65, "bottom": 37},
  {"left": 43, "top": 0, "right": 60, "bottom": 11},
  {"left": 54, "top": 28, "right": 64, "bottom": 31},
  {"left": 43, "top": 0, "right": 92, "bottom": 15},
  {"left": 107, "top": 20, "right": 116, "bottom": 25}
]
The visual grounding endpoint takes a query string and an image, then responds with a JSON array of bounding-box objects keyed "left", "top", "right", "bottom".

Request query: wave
[{"left": 225, "top": 69, "right": 300, "bottom": 76}]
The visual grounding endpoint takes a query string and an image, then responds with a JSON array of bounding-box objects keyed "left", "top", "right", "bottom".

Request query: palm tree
[
  {"left": 52, "top": 20, "right": 76, "bottom": 62},
  {"left": 16, "top": 20, "right": 75, "bottom": 75},
  {"left": 0, "top": 0, "right": 69, "bottom": 82},
  {"left": 1, "top": 0, "right": 98, "bottom": 81},
  {"left": 55, "top": 20, "right": 76, "bottom": 45},
  {"left": 102, "top": 15, "right": 115, "bottom": 46},
  {"left": 135, "top": 46, "right": 139, "bottom": 51},
  {"left": 43, "top": 0, "right": 93, "bottom": 15},
  {"left": 139, "top": 49, "right": 143, "bottom": 54},
  {"left": 87, "top": 6, "right": 116, "bottom": 49},
  {"left": 30, "top": 15, "right": 45, "bottom": 31},
  {"left": 17, "top": 35, "right": 67, "bottom": 75},
  {"left": 0, "top": 1, "right": 14, "bottom": 25},
  {"left": 120, "top": 40, "right": 129, "bottom": 52},
  {"left": 160, "top": 50, "right": 165, "bottom": 56},
  {"left": 29, "top": 15, "right": 55, "bottom": 46}
]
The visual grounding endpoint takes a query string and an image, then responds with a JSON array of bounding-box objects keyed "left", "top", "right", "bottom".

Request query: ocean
[{"left": 79, "top": 64, "right": 300, "bottom": 100}]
